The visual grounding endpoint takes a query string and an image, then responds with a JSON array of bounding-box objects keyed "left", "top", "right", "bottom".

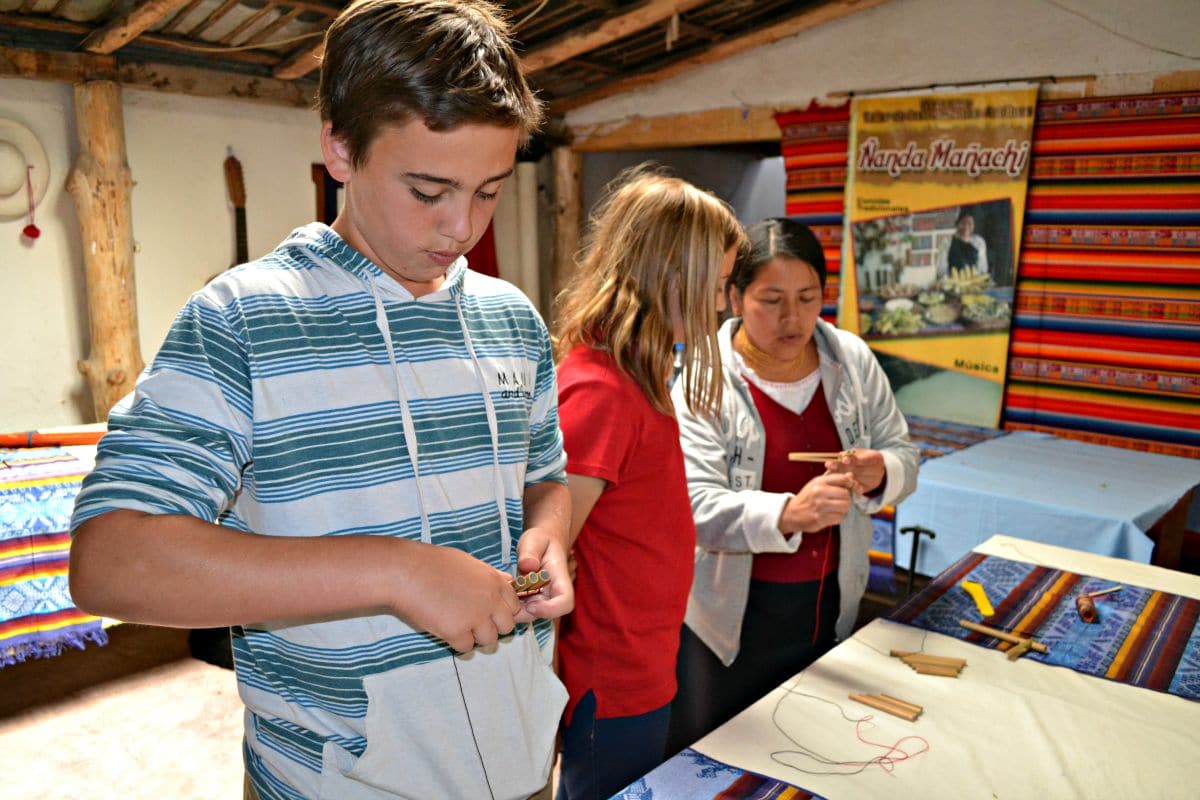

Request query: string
[
  {"left": 848, "top": 627, "right": 930, "bottom": 659},
  {"left": 811, "top": 529, "right": 832, "bottom": 645},
  {"left": 767, "top": 671, "right": 930, "bottom": 777},
  {"left": 450, "top": 656, "right": 497, "bottom": 800}
]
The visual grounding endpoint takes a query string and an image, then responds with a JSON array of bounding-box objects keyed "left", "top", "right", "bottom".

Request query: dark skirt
[{"left": 665, "top": 576, "right": 840, "bottom": 757}]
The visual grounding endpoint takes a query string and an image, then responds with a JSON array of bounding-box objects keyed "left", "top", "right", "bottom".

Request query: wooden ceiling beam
[
  {"left": 569, "top": 105, "right": 783, "bottom": 151},
  {"left": 551, "top": 0, "right": 895, "bottom": 112},
  {"left": 0, "top": 46, "right": 314, "bottom": 108},
  {"left": 521, "top": 0, "right": 710, "bottom": 74},
  {"left": 82, "top": 0, "right": 197, "bottom": 55}
]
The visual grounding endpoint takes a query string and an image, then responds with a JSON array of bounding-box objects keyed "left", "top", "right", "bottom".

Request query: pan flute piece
[
  {"left": 958, "top": 619, "right": 1048, "bottom": 655},
  {"left": 849, "top": 692, "right": 923, "bottom": 721},
  {"left": 890, "top": 650, "right": 966, "bottom": 676},
  {"left": 889, "top": 650, "right": 967, "bottom": 668},
  {"left": 1087, "top": 584, "right": 1123, "bottom": 599},
  {"left": 511, "top": 569, "right": 551, "bottom": 597}
]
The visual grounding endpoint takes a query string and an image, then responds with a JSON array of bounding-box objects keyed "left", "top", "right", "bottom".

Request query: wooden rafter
[
  {"left": 220, "top": 3, "right": 277, "bottom": 46},
  {"left": 551, "top": 0, "right": 895, "bottom": 111},
  {"left": 242, "top": 7, "right": 304, "bottom": 48},
  {"left": 81, "top": 0, "right": 196, "bottom": 55},
  {"left": 522, "top": 0, "right": 710, "bottom": 74},
  {"left": 188, "top": 0, "right": 243, "bottom": 38},
  {"left": 273, "top": 39, "right": 324, "bottom": 80},
  {"left": 164, "top": 0, "right": 207, "bottom": 35}
]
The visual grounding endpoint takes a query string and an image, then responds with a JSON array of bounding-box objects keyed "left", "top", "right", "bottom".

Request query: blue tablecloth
[{"left": 894, "top": 431, "right": 1200, "bottom": 575}]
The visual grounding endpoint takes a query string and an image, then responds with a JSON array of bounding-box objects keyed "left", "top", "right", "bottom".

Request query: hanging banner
[{"left": 840, "top": 86, "right": 1038, "bottom": 427}]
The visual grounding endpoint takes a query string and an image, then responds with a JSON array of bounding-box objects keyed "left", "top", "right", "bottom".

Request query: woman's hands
[
  {"left": 778, "top": 471, "right": 857, "bottom": 534},
  {"left": 777, "top": 448, "right": 886, "bottom": 535},
  {"left": 825, "top": 448, "right": 885, "bottom": 496}
]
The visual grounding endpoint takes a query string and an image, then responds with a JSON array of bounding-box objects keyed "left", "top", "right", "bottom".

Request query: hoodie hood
[{"left": 280, "top": 222, "right": 467, "bottom": 302}]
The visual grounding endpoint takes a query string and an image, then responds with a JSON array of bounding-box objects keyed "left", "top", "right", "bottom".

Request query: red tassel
[{"left": 22, "top": 164, "right": 40, "bottom": 240}]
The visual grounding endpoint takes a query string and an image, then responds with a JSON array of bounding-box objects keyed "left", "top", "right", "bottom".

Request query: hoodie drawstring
[{"left": 369, "top": 279, "right": 512, "bottom": 565}]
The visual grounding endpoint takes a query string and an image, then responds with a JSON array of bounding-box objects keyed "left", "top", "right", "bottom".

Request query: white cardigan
[{"left": 673, "top": 318, "right": 919, "bottom": 665}]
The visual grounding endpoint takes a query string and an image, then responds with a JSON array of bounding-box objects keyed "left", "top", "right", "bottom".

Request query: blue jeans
[{"left": 556, "top": 690, "right": 671, "bottom": 800}]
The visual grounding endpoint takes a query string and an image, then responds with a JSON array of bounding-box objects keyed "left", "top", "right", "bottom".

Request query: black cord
[{"left": 451, "top": 654, "right": 497, "bottom": 800}]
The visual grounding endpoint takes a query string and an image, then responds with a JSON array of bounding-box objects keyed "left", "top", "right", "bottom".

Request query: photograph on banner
[{"left": 840, "top": 86, "right": 1038, "bottom": 428}]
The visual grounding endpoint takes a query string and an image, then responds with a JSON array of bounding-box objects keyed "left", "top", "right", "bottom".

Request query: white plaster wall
[
  {"left": 566, "top": 0, "right": 1200, "bottom": 126},
  {"left": 0, "top": 79, "right": 323, "bottom": 429}
]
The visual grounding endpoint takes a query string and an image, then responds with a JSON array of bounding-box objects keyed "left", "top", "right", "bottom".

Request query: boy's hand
[
  {"left": 391, "top": 543, "right": 521, "bottom": 653},
  {"left": 512, "top": 526, "right": 574, "bottom": 622}
]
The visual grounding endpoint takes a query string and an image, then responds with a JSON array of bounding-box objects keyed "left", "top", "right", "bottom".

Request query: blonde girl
[{"left": 553, "top": 163, "right": 745, "bottom": 800}]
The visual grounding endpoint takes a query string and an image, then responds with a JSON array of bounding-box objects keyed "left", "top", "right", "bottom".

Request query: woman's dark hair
[
  {"left": 318, "top": 0, "right": 544, "bottom": 168},
  {"left": 729, "top": 217, "right": 827, "bottom": 294},
  {"left": 956, "top": 207, "right": 976, "bottom": 224}
]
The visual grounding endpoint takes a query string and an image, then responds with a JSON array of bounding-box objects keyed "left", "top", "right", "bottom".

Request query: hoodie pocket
[{"left": 317, "top": 628, "right": 566, "bottom": 800}]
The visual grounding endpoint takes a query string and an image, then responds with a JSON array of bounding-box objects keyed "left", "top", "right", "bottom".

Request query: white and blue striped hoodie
[{"left": 72, "top": 223, "right": 568, "bottom": 800}]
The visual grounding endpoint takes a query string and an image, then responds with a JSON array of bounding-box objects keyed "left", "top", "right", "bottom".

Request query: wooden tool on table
[
  {"left": 959, "top": 619, "right": 1047, "bottom": 660},
  {"left": 787, "top": 450, "right": 851, "bottom": 463},
  {"left": 961, "top": 579, "right": 995, "bottom": 617},
  {"left": 1075, "top": 584, "right": 1122, "bottom": 623},
  {"left": 511, "top": 569, "right": 551, "bottom": 597},
  {"left": 223, "top": 149, "right": 248, "bottom": 268}
]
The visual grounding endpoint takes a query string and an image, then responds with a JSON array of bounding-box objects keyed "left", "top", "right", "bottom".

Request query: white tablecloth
[{"left": 894, "top": 431, "right": 1200, "bottom": 575}]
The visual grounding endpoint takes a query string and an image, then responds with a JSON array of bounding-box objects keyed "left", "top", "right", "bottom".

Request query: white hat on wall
[{"left": 0, "top": 117, "right": 50, "bottom": 222}]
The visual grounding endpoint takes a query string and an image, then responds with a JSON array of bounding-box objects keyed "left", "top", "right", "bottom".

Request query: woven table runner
[{"left": 890, "top": 549, "right": 1200, "bottom": 700}]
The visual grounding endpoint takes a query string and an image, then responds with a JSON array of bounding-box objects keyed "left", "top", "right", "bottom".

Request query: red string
[
  {"left": 853, "top": 715, "right": 930, "bottom": 773},
  {"left": 812, "top": 526, "right": 832, "bottom": 644}
]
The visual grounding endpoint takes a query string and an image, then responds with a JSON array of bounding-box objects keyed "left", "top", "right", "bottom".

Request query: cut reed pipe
[
  {"left": 958, "top": 619, "right": 1049, "bottom": 654},
  {"left": 878, "top": 694, "right": 924, "bottom": 715},
  {"left": 1087, "top": 584, "right": 1123, "bottom": 598},
  {"left": 849, "top": 692, "right": 922, "bottom": 721},
  {"left": 911, "top": 662, "right": 962, "bottom": 677}
]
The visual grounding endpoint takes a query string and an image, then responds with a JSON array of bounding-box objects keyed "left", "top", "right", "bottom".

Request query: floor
[
  {"left": 0, "top": 571, "right": 925, "bottom": 800},
  {"left": 0, "top": 625, "right": 244, "bottom": 800}
]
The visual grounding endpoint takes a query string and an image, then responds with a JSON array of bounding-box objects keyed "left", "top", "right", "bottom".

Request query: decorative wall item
[
  {"left": 0, "top": 116, "right": 49, "bottom": 238},
  {"left": 777, "top": 91, "right": 1200, "bottom": 460},
  {"left": 841, "top": 86, "right": 1039, "bottom": 429}
]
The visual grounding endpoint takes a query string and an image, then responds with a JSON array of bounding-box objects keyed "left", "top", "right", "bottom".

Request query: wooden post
[
  {"left": 67, "top": 80, "right": 144, "bottom": 421},
  {"left": 550, "top": 146, "right": 582, "bottom": 325}
]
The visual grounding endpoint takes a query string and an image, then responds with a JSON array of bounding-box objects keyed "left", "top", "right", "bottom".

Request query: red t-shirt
[{"left": 555, "top": 345, "right": 696, "bottom": 723}]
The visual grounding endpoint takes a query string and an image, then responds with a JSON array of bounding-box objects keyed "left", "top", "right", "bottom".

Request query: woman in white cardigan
[{"left": 666, "top": 219, "right": 919, "bottom": 755}]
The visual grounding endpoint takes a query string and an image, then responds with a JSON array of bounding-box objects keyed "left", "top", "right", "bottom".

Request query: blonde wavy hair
[{"left": 554, "top": 164, "right": 745, "bottom": 418}]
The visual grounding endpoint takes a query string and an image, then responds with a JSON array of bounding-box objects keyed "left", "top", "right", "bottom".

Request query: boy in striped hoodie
[{"left": 68, "top": 2, "right": 572, "bottom": 798}]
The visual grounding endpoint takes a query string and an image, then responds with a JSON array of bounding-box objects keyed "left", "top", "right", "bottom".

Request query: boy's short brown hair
[{"left": 318, "top": 0, "right": 544, "bottom": 167}]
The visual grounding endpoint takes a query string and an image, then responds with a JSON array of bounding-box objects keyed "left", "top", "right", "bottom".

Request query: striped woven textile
[
  {"left": 776, "top": 91, "right": 1200, "bottom": 460},
  {"left": 890, "top": 550, "right": 1200, "bottom": 701},
  {"left": 0, "top": 447, "right": 106, "bottom": 666},
  {"left": 612, "top": 748, "right": 822, "bottom": 800},
  {"left": 776, "top": 102, "right": 851, "bottom": 324}
]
